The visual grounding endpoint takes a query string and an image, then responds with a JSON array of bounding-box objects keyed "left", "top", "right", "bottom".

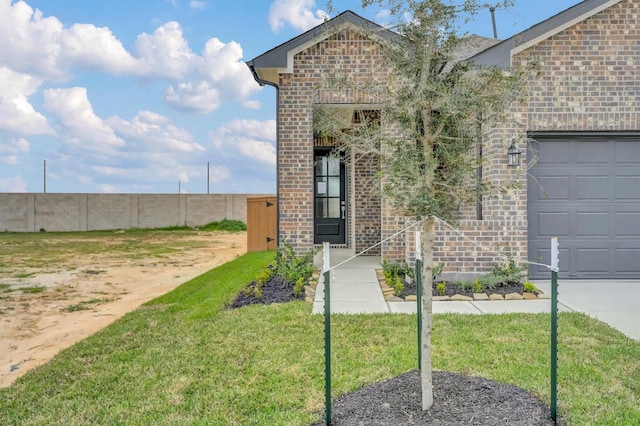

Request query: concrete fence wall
[{"left": 0, "top": 193, "right": 271, "bottom": 232}]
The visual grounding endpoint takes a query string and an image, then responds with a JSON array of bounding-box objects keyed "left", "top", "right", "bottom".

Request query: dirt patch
[{"left": 0, "top": 231, "right": 246, "bottom": 388}]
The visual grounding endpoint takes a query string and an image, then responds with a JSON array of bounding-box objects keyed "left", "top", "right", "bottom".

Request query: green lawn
[{"left": 0, "top": 251, "right": 638, "bottom": 425}]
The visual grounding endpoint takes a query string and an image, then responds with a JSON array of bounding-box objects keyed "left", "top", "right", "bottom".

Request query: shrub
[
  {"left": 272, "top": 240, "right": 316, "bottom": 286},
  {"left": 436, "top": 281, "right": 447, "bottom": 296},
  {"left": 524, "top": 281, "right": 537, "bottom": 294},
  {"left": 472, "top": 278, "right": 484, "bottom": 293},
  {"left": 201, "top": 219, "right": 247, "bottom": 232},
  {"left": 383, "top": 259, "right": 413, "bottom": 296},
  {"left": 491, "top": 254, "right": 527, "bottom": 283}
]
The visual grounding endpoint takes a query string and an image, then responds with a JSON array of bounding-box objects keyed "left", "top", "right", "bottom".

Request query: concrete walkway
[{"left": 312, "top": 250, "right": 640, "bottom": 341}]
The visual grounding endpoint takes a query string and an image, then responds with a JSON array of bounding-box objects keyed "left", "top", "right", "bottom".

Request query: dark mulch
[
  {"left": 228, "top": 275, "right": 304, "bottom": 309},
  {"left": 312, "top": 370, "right": 560, "bottom": 426},
  {"left": 399, "top": 280, "right": 525, "bottom": 299}
]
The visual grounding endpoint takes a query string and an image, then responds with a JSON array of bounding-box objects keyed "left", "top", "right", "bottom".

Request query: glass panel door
[{"left": 314, "top": 150, "right": 346, "bottom": 244}]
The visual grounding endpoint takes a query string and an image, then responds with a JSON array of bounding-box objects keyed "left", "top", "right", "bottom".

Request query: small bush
[
  {"left": 201, "top": 219, "right": 247, "bottom": 232},
  {"left": 436, "top": 281, "right": 446, "bottom": 296},
  {"left": 383, "top": 259, "right": 413, "bottom": 296},
  {"left": 491, "top": 254, "right": 527, "bottom": 283},
  {"left": 524, "top": 281, "right": 537, "bottom": 294},
  {"left": 472, "top": 278, "right": 484, "bottom": 293},
  {"left": 272, "top": 240, "right": 316, "bottom": 286}
]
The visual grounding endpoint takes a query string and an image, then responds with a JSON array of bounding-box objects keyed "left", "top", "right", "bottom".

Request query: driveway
[{"left": 533, "top": 279, "right": 640, "bottom": 341}]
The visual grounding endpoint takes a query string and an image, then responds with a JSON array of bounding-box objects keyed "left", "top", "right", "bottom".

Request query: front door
[{"left": 314, "top": 150, "right": 346, "bottom": 244}]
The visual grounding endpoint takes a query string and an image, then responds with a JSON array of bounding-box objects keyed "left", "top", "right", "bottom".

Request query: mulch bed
[
  {"left": 228, "top": 275, "right": 304, "bottom": 309},
  {"left": 400, "top": 280, "right": 525, "bottom": 299},
  {"left": 312, "top": 370, "right": 560, "bottom": 426}
]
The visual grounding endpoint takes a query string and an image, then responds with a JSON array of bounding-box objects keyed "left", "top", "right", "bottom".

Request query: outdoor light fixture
[{"left": 507, "top": 140, "right": 521, "bottom": 167}]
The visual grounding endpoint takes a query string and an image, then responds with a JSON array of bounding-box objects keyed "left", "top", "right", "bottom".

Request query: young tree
[{"left": 318, "top": 0, "right": 525, "bottom": 410}]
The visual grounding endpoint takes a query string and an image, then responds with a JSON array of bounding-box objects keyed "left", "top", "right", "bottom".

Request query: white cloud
[
  {"left": 161, "top": 37, "right": 260, "bottom": 113},
  {"left": 268, "top": 0, "right": 327, "bottom": 32},
  {"left": 0, "top": 2, "right": 258, "bottom": 115},
  {"left": 0, "top": 137, "right": 30, "bottom": 164},
  {"left": 202, "top": 38, "right": 259, "bottom": 98},
  {"left": 236, "top": 138, "right": 276, "bottom": 166},
  {"left": 210, "top": 119, "right": 276, "bottom": 165},
  {"left": 134, "top": 21, "right": 196, "bottom": 79},
  {"left": 190, "top": 1, "right": 206, "bottom": 10},
  {"left": 163, "top": 81, "right": 221, "bottom": 114},
  {"left": 0, "top": 175, "right": 27, "bottom": 192},
  {"left": 0, "top": 0, "right": 66, "bottom": 80},
  {"left": 0, "top": 1, "right": 141, "bottom": 81},
  {"left": 107, "top": 110, "right": 205, "bottom": 153},
  {"left": 61, "top": 23, "right": 141, "bottom": 74},
  {"left": 43, "top": 87, "right": 125, "bottom": 150},
  {"left": 210, "top": 166, "right": 229, "bottom": 184},
  {"left": 0, "top": 67, "right": 53, "bottom": 135},
  {"left": 242, "top": 100, "right": 261, "bottom": 110}
]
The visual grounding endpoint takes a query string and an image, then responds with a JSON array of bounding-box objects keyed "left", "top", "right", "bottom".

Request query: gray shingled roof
[
  {"left": 247, "top": 10, "right": 498, "bottom": 86},
  {"left": 248, "top": 1, "right": 618, "bottom": 85},
  {"left": 472, "top": 0, "right": 622, "bottom": 67}
]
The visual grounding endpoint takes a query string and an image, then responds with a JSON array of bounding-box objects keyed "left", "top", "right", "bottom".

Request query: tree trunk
[{"left": 421, "top": 216, "right": 435, "bottom": 410}]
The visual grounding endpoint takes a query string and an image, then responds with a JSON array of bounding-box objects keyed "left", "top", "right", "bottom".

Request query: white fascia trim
[{"left": 510, "top": 0, "right": 622, "bottom": 65}]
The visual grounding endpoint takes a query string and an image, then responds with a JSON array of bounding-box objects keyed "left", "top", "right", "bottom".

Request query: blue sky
[{"left": 0, "top": 0, "right": 582, "bottom": 194}]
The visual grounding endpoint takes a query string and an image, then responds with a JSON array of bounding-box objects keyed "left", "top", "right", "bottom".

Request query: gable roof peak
[
  {"left": 472, "top": 0, "right": 623, "bottom": 68},
  {"left": 247, "top": 10, "right": 396, "bottom": 86}
]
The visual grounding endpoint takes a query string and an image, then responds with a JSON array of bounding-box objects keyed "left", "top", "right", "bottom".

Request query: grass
[
  {"left": 61, "top": 297, "right": 118, "bottom": 312},
  {"left": 20, "top": 286, "right": 46, "bottom": 294},
  {"left": 200, "top": 219, "right": 247, "bottom": 232},
  {"left": 0, "top": 252, "right": 638, "bottom": 425}
]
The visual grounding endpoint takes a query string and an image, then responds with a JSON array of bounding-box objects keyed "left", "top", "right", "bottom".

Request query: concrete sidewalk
[{"left": 312, "top": 250, "right": 639, "bottom": 341}]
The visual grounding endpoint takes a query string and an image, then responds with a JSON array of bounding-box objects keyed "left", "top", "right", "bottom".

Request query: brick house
[{"left": 247, "top": 0, "right": 640, "bottom": 279}]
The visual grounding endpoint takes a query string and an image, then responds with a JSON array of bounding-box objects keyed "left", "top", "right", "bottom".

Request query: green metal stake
[
  {"left": 416, "top": 257, "right": 422, "bottom": 371},
  {"left": 322, "top": 242, "right": 332, "bottom": 425},
  {"left": 551, "top": 268, "right": 558, "bottom": 422},
  {"left": 550, "top": 237, "right": 559, "bottom": 422},
  {"left": 416, "top": 230, "right": 423, "bottom": 371}
]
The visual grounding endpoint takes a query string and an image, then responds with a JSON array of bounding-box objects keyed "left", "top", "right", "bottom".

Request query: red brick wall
[
  {"left": 277, "top": 28, "right": 390, "bottom": 253},
  {"left": 515, "top": 0, "right": 639, "bottom": 132},
  {"left": 276, "top": 1, "right": 638, "bottom": 275}
]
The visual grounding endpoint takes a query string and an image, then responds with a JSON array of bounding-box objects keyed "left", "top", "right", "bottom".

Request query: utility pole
[{"left": 490, "top": 7, "right": 498, "bottom": 38}]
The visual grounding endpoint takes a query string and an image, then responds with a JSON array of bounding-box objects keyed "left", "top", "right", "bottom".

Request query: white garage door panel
[{"left": 528, "top": 135, "right": 640, "bottom": 279}]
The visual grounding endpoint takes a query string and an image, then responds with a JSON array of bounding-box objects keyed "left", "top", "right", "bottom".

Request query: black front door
[{"left": 314, "top": 150, "right": 346, "bottom": 244}]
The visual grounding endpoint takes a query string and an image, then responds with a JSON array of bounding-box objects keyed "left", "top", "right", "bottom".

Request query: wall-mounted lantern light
[{"left": 507, "top": 140, "right": 521, "bottom": 167}]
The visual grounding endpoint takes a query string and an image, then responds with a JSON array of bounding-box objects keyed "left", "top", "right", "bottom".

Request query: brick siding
[{"left": 276, "top": 2, "right": 638, "bottom": 275}]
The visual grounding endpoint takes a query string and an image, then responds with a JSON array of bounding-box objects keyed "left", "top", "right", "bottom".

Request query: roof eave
[
  {"left": 472, "top": 0, "right": 623, "bottom": 68},
  {"left": 247, "top": 10, "right": 398, "bottom": 85}
]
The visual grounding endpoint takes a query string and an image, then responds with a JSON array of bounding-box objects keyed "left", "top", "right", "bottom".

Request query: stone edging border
[{"left": 375, "top": 269, "right": 550, "bottom": 303}]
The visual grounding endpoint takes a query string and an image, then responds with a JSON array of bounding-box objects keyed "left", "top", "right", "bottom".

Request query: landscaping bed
[
  {"left": 382, "top": 278, "right": 547, "bottom": 302},
  {"left": 378, "top": 259, "right": 547, "bottom": 302}
]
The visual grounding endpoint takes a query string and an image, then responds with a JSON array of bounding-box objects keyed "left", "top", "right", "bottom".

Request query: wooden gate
[{"left": 246, "top": 196, "right": 276, "bottom": 252}]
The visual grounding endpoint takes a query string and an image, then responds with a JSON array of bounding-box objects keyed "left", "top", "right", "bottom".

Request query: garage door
[{"left": 528, "top": 134, "right": 640, "bottom": 279}]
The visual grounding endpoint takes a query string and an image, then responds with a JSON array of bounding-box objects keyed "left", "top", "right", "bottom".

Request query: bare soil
[{"left": 0, "top": 231, "right": 246, "bottom": 388}]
